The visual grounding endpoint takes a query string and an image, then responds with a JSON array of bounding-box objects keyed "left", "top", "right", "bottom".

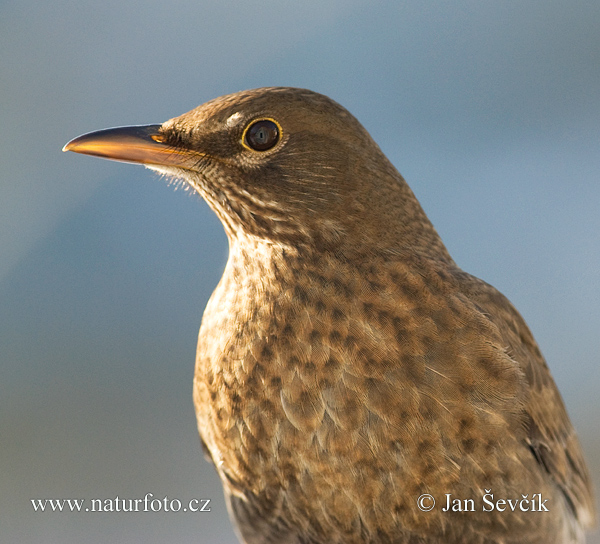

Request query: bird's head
[{"left": 65, "top": 87, "right": 446, "bottom": 259}]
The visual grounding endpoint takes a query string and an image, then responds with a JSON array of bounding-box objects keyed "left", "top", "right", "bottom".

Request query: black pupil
[{"left": 246, "top": 120, "right": 279, "bottom": 151}]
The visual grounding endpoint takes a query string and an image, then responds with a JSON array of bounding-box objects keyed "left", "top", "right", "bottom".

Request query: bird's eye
[{"left": 243, "top": 119, "right": 280, "bottom": 151}]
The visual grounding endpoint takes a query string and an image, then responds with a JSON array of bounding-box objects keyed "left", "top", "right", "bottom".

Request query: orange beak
[{"left": 63, "top": 124, "right": 199, "bottom": 168}]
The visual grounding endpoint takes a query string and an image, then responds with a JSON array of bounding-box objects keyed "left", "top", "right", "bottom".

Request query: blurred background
[{"left": 1, "top": 1, "right": 599, "bottom": 542}]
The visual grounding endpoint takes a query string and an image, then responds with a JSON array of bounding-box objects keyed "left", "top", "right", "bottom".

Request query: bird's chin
[
  {"left": 145, "top": 163, "right": 197, "bottom": 182},
  {"left": 145, "top": 164, "right": 182, "bottom": 176},
  {"left": 144, "top": 164, "right": 199, "bottom": 193}
]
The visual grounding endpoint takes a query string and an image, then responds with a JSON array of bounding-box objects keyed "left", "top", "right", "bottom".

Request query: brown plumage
[{"left": 64, "top": 87, "right": 595, "bottom": 543}]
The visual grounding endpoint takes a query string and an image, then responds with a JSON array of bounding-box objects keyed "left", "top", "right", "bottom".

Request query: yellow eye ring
[{"left": 241, "top": 118, "right": 282, "bottom": 152}]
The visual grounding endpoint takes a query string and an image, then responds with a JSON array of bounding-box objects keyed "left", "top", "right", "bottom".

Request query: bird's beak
[{"left": 63, "top": 124, "right": 198, "bottom": 168}]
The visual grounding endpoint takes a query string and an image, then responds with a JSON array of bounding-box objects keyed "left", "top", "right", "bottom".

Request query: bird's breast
[{"left": 192, "top": 244, "right": 538, "bottom": 538}]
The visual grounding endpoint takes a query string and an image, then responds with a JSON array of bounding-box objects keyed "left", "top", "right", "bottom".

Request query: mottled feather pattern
[
  {"left": 194, "top": 233, "right": 592, "bottom": 543},
  {"left": 65, "top": 87, "right": 595, "bottom": 544}
]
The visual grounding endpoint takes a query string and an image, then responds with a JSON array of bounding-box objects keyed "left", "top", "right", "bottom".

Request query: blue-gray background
[{"left": 2, "top": 1, "right": 599, "bottom": 543}]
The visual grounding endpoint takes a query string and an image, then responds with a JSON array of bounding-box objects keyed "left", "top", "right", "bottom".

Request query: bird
[{"left": 64, "top": 87, "right": 595, "bottom": 544}]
